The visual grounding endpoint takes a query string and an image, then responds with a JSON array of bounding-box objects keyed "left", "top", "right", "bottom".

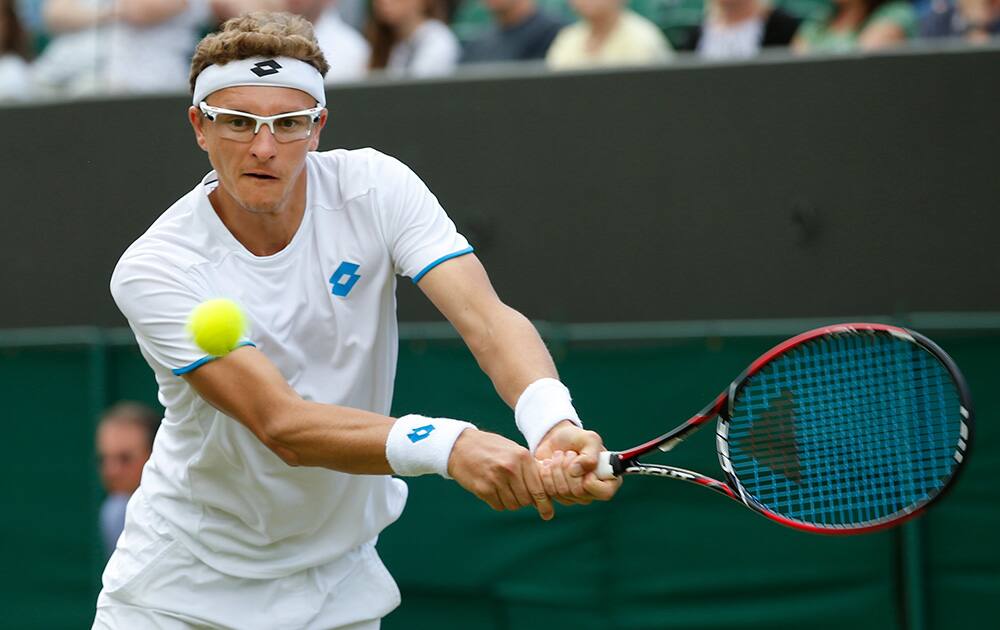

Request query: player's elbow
[
  {"left": 259, "top": 432, "right": 303, "bottom": 466},
  {"left": 463, "top": 303, "right": 526, "bottom": 357},
  {"left": 252, "top": 409, "right": 306, "bottom": 467}
]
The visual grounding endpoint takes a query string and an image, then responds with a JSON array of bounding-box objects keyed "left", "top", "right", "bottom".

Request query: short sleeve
[
  {"left": 372, "top": 154, "right": 472, "bottom": 283},
  {"left": 110, "top": 255, "right": 251, "bottom": 375}
]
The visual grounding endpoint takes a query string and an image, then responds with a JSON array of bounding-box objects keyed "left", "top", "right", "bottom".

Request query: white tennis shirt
[{"left": 111, "top": 148, "right": 472, "bottom": 578}]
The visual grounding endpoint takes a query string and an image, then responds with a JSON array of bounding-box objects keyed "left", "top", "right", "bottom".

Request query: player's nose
[{"left": 249, "top": 125, "right": 278, "bottom": 160}]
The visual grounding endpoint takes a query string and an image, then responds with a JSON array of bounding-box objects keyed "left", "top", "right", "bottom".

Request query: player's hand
[
  {"left": 535, "top": 421, "right": 622, "bottom": 504},
  {"left": 448, "top": 429, "right": 555, "bottom": 521}
]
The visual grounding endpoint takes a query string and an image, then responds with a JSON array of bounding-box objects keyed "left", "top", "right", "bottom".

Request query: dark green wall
[{"left": 1, "top": 319, "right": 995, "bottom": 629}]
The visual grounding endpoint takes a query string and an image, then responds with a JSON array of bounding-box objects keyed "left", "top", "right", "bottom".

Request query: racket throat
[{"left": 624, "top": 463, "right": 736, "bottom": 499}]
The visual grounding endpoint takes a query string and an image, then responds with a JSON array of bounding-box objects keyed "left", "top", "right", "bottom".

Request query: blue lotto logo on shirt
[
  {"left": 329, "top": 262, "right": 361, "bottom": 297},
  {"left": 407, "top": 425, "right": 435, "bottom": 443}
]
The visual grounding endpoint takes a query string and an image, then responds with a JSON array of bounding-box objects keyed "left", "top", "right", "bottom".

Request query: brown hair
[
  {"left": 1, "top": 0, "right": 30, "bottom": 59},
  {"left": 367, "top": 0, "right": 450, "bottom": 70},
  {"left": 189, "top": 11, "right": 329, "bottom": 94}
]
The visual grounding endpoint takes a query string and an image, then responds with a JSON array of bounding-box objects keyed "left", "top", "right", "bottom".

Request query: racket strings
[{"left": 725, "top": 331, "right": 963, "bottom": 528}]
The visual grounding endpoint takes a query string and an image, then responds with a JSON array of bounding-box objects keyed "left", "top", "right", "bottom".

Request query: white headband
[{"left": 192, "top": 56, "right": 326, "bottom": 106}]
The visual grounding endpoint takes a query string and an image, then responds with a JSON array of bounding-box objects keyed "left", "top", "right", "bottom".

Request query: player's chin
[{"left": 236, "top": 189, "right": 285, "bottom": 214}]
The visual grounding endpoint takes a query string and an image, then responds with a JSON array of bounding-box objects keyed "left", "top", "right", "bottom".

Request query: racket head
[{"left": 716, "top": 323, "right": 973, "bottom": 534}]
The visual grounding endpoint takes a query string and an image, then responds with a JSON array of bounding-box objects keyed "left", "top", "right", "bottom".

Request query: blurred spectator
[
  {"left": 462, "top": 0, "right": 563, "bottom": 63},
  {"left": 96, "top": 401, "right": 159, "bottom": 559},
  {"left": 337, "top": 0, "right": 368, "bottom": 29},
  {"left": 679, "top": 0, "right": 801, "bottom": 59},
  {"left": 921, "top": 0, "right": 1000, "bottom": 41},
  {"left": 287, "top": 0, "right": 369, "bottom": 82},
  {"left": 31, "top": 0, "right": 113, "bottom": 95},
  {"left": 546, "top": 0, "right": 672, "bottom": 69},
  {"left": 33, "top": 0, "right": 209, "bottom": 96},
  {"left": 368, "top": 0, "right": 459, "bottom": 77},
  {"left": 14, "top": 0, "right": 45, "bottom": 35},
  {"left": 793, "top": 0, "right": 916, "bottom": 53},
  {"left": 1, "top": 0, "right": 32, "bottom": 100}
]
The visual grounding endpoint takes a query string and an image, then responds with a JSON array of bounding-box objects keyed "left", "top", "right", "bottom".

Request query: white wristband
[
  {"left": 514, "top": 378, "right": 582, "bottom": 454},
  {"left": 385, "top": 414, "right": 475, "bottom": 478}
]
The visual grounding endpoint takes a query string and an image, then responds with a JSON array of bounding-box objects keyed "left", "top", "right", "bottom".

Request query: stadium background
[{"left": 2, "top": 42, "right": 998, "bottom": 629}]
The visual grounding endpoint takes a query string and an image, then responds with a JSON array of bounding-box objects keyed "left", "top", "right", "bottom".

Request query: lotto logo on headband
[
  {"left": 192, "top": 56, "right": 327, "bottom": 106},
  {"left": 251, "top": 60, "right": 282, "bottom": 77}
]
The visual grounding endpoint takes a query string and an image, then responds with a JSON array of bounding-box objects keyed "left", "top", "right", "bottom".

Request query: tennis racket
[{"left": 595, "top": 323, "right": 973, "bottom": 534}]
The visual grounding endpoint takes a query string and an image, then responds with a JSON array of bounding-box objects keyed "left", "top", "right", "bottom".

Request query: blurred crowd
[{"left": 1, "top": 0, "right": 998, "bottom": 102}]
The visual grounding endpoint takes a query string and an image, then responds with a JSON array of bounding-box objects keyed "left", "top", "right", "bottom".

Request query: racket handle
[{"left": 596, "top": 451, "right": 622, "bottom": 480}]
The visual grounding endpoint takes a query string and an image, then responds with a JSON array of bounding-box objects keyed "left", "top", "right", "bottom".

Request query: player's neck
[{"left": 209, "top": 176, "right": 308, "bottom": 257}]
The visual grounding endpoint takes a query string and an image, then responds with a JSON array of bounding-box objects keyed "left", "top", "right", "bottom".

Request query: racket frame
[{"left": 599, "top": 322, "right": 974, "bottom": 534}]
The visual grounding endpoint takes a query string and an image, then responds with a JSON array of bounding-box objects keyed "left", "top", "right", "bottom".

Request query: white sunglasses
[{"left": 199, "top": 101, "right": 324, "bottom": 143}]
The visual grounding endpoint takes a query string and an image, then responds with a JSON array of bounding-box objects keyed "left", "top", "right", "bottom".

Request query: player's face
[
  {"left": 189, "top": 86, "right": 327, "bottom": 216},
  {"left": 97, "top": 423, "right": 151, "bottom": 495}
]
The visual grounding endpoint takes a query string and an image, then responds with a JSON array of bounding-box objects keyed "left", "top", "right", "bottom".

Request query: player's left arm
[{"left": 417, "top": 253, "right": 621, "bottom": 502}]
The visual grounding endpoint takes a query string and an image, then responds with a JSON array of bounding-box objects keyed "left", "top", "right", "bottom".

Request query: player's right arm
[
  {"left": 111, "top": 253, "right": 553, "bottom": 519},
  {"left": 182, "top": 346, "right": 555, "bottom": 519}
]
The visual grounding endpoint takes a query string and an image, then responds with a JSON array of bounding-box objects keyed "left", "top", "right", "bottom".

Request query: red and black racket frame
[{"left": 600, "top": 323, "right": 975, "bottom": 535}]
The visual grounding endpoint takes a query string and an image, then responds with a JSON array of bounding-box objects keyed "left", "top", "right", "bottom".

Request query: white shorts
[{"left": 93, "top": 491, "right": 401, "bottom": 630}]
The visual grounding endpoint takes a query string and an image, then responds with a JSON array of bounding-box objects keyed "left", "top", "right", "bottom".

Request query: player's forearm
[
  {"left": 462, "top": 304, "right": 559, "bottom": 407},
  {"left": 183, "top": 349, "right": 398, "bottom": 474},
  {"left": 261, "top": 399, "right": 396, "bottom": 473}
]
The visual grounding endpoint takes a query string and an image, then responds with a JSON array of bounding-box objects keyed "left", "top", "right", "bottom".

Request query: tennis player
[{"left": 95, "top": 11, "right": 619, "bottom": 629}]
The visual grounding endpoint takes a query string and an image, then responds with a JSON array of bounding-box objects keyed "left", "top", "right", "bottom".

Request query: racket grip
[{"left": 596, "top": 451, "right": 622, "bottom": 480}]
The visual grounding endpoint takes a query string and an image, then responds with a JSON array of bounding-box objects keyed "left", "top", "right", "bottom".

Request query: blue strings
[{"left": 726, "top": 331, "right": 961, "bottom": 527}]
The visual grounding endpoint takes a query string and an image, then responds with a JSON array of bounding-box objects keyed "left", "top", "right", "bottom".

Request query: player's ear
[
  {"left": 308, "top": 109, "right": 328, "bottom": 152},
  {"left": 188, "top": 106, "right": 209, "bottom": 152}
]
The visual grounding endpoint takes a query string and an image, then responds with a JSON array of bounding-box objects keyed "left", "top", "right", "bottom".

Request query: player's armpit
[{"left": 182, "top": 346, "right": 396, "bottom": 474}]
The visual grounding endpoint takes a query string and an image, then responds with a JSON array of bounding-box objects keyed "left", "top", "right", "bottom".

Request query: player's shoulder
[
  {"left": 307, "top": 148, "right": 420, "bottom": 209},
  {"left": 111, "top": 187, "right": 213, "bottom": 292}
]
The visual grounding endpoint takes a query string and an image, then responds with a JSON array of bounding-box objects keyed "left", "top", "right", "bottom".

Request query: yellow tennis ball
[{"left": 187, "top": 298, "right": 247, "bottom": 357}]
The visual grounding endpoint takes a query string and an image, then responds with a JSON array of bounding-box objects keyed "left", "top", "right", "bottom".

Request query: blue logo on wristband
[{"left": 407, "top": 425, "right": 435, "bottom": 443}]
